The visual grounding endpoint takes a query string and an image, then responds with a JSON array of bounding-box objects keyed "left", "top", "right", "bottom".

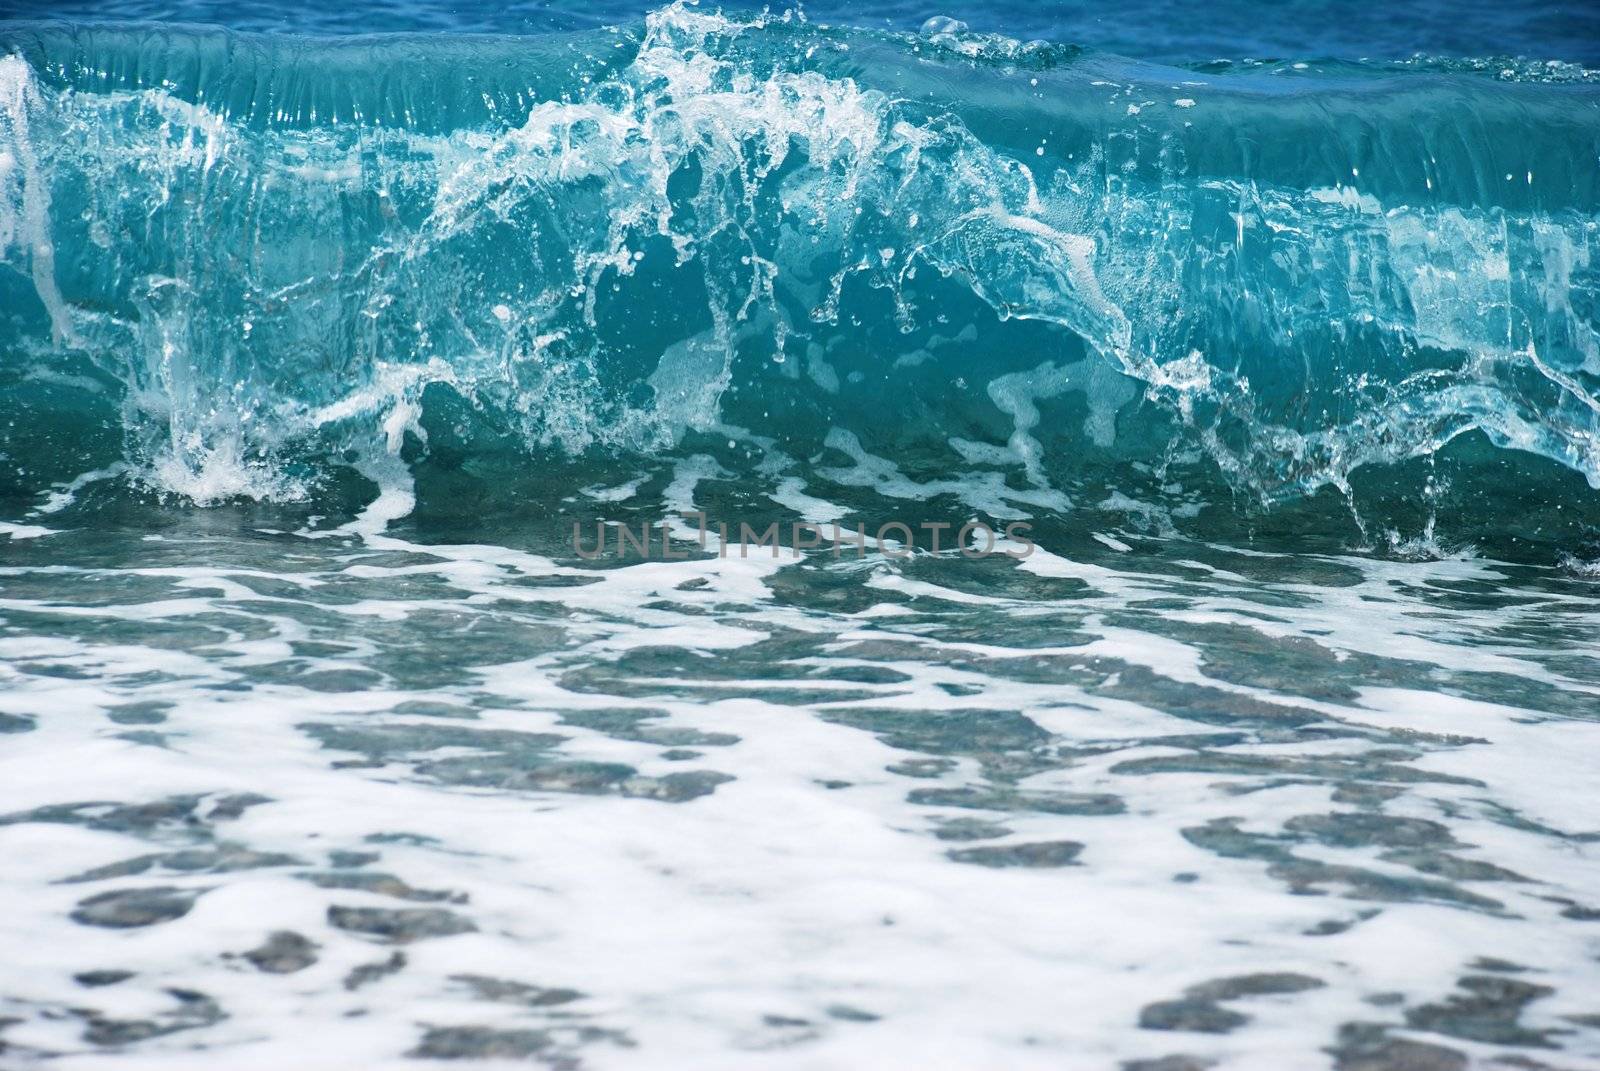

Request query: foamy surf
[{"left": 2, "top": 4, "right": 1600, "bottom": 1069}]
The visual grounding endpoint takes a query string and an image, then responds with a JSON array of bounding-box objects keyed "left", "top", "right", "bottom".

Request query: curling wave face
[
  {"left": 1, "top": 4, "right": 1598, "bottom": 549},
  {"left": 7, "top": 11, "right": 1600, "bottom": 1068}
]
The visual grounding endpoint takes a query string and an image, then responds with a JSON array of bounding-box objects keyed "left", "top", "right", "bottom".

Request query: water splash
[{"left": 0, "top": 4, "right": 1597, "bottom": 535}]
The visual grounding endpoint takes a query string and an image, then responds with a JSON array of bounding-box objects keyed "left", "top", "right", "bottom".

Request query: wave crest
[{"left": 1, "top": 3, "right": 1597, "bottom": 533}]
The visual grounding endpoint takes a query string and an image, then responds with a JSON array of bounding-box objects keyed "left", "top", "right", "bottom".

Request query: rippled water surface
[
  {"left": 2, "top": 489, "right": 1599, "bottom": 1068},
  {"left": 2, "top": 0, "right": 1600, "bottom": 1067}
]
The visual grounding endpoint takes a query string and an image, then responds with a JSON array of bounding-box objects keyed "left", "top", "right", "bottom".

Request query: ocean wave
[{"left": 1, "top": 4, "right": 1597, "bottom": 538}]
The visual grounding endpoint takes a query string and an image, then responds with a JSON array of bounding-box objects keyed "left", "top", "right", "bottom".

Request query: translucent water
[{"left": 1, "top": 4, "right": 1598, "bottom": 1068}]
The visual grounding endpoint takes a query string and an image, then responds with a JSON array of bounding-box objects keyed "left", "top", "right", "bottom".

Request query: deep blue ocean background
[{"left": 5, "top": 0, "right": 1600, "bottom": 65}]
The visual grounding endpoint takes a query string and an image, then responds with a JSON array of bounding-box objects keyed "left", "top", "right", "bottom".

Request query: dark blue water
[{"left": 5, "top": 0, "right": 1600, "bottom": 65}]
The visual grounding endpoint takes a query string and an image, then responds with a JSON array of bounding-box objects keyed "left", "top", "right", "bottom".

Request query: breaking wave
[{"left": 1, "top": 4, "right": 1598, "bottom": 546}]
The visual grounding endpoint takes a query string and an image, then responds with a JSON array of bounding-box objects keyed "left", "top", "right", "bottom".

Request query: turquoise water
[
  {"left": 2, "top": 4, "right": 1599, "bottom": 1068},
  {"left": 7, "top": 0, "right": 1600, "bottom": 64}
]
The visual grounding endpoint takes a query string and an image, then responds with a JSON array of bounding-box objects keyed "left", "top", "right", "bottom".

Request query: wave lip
[{"left": 1, "top": 4, "right": 1598, "bottom": 532}]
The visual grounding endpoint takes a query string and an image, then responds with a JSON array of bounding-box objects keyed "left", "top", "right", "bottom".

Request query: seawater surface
[{"left": 2, "top": 2, "right": 1600, "bottom": 1068}]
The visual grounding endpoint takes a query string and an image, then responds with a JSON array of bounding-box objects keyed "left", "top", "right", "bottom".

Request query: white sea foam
[{"left": 3, "top": 517, "right": 1597, "bottom": 1067}]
